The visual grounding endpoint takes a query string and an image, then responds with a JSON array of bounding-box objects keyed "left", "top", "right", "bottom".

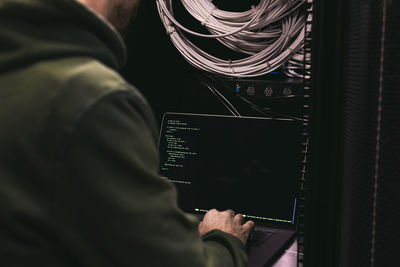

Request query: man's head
[{"left": 76, "top": 0, "right": 141, "bottom": 36}]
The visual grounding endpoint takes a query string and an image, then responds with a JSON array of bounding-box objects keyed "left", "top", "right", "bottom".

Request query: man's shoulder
[
  {"left": 26, "top": 57, "right": 153, "bottom": 127},
  {"left": 0, "top": 56, "right": 158, "bottom": 176},
  {"left": 14, "top": 56, "right": 157, "bottom": 151},
  {"left": 41, "top": 56, "right": 157, "bottom": 137},
  {"left": 43, "top": 57, "right": 146, "bottom": 112}
]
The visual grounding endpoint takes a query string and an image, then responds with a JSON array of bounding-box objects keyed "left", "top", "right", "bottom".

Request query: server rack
[{"left": 124, "top": 1, "right": 313, "bottom": 266}]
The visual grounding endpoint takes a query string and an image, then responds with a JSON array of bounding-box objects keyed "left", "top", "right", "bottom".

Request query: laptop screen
[{"left": 158, "top": 113, "right": 303, "bottom": 225}]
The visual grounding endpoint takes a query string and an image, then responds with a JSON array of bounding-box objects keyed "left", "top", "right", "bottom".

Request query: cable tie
[
  {"left": 266, "top": 61, "right": 271, "bottom": 69},
  {"left": 201, "top": 6, "right": 216, "bottom": 26},
  {"left": 166, "top": 27, "right": 176, "bottom": 35},
  {"left": 251, "top": 5, "right": 256, "bottom": 11},
  {"left": 228, "top": 59, "right": 235, "bottom": 74},
  {"left": 288, "top": 47, "right": 294, "bottom": 56}
]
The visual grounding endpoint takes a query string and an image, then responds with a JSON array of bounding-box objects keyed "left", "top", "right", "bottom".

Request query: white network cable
[
  {"left": 156, "top": 0, "right": 309, "bottom": 78},
  {"left": 283, "top": 48, "right": 311, "bottom": 79},
  {"left": 284, "top": 7, "right": 312, "bottom": 79}
]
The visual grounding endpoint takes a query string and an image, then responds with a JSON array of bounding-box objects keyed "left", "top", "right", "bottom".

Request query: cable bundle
[
  {"left": 156, "top": 0, "right": 308, "bottom": 78},
  {"left": 283, "top": 48, "right": 311, "bottom": 79}
]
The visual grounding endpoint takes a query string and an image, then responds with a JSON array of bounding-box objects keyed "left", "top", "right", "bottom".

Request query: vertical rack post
[{"left": 297, "top": 0, "right": 313, "bottom": 266}]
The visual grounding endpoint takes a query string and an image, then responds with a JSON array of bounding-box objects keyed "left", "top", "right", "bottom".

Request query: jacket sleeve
[{"left": 53, "top": 91, "right": 248, "bottom": 267}]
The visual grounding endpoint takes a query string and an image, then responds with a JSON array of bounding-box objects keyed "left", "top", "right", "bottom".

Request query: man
[{"left": 0, "top": 0, "right": 254, "bottom": 266}]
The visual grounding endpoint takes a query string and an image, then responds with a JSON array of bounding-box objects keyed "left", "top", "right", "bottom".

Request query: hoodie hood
[{"left": 0, "top": 0, "right": 127, "bottom": 74}]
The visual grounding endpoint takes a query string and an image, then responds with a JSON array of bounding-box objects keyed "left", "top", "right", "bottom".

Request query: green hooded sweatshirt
[{"left": 0, "top": 0, "right": 247, "bottom": 266}]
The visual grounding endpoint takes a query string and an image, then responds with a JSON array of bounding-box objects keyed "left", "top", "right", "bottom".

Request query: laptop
[{"left": 158, "top": 112, "right": 303, "bottom": 267}]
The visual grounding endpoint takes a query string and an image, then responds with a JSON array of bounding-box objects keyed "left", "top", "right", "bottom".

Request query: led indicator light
[{"left": 235, "top": 84, "right": 240, "bottom": 92}]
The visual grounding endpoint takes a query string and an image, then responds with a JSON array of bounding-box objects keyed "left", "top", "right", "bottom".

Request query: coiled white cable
[{"left": 156, "top": 0, "right": 308, "bottom": 78}]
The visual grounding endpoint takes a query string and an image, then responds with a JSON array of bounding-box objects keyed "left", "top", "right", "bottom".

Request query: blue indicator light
[
  {"left": 235, "top": 84, "right": 240, "bottom": 92},
  {"left": 269, "top": 71, "right": 279, "bottom": 74}
]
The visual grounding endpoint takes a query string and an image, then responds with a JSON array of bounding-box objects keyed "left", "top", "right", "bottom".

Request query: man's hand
[{"left": 198, "top": 209, "right": 255, "bottom": 245}]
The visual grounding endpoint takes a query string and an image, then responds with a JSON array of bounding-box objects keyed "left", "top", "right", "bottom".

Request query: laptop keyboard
[{"left": 247, "top": 229, "right": 275, "bottom": 247}]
